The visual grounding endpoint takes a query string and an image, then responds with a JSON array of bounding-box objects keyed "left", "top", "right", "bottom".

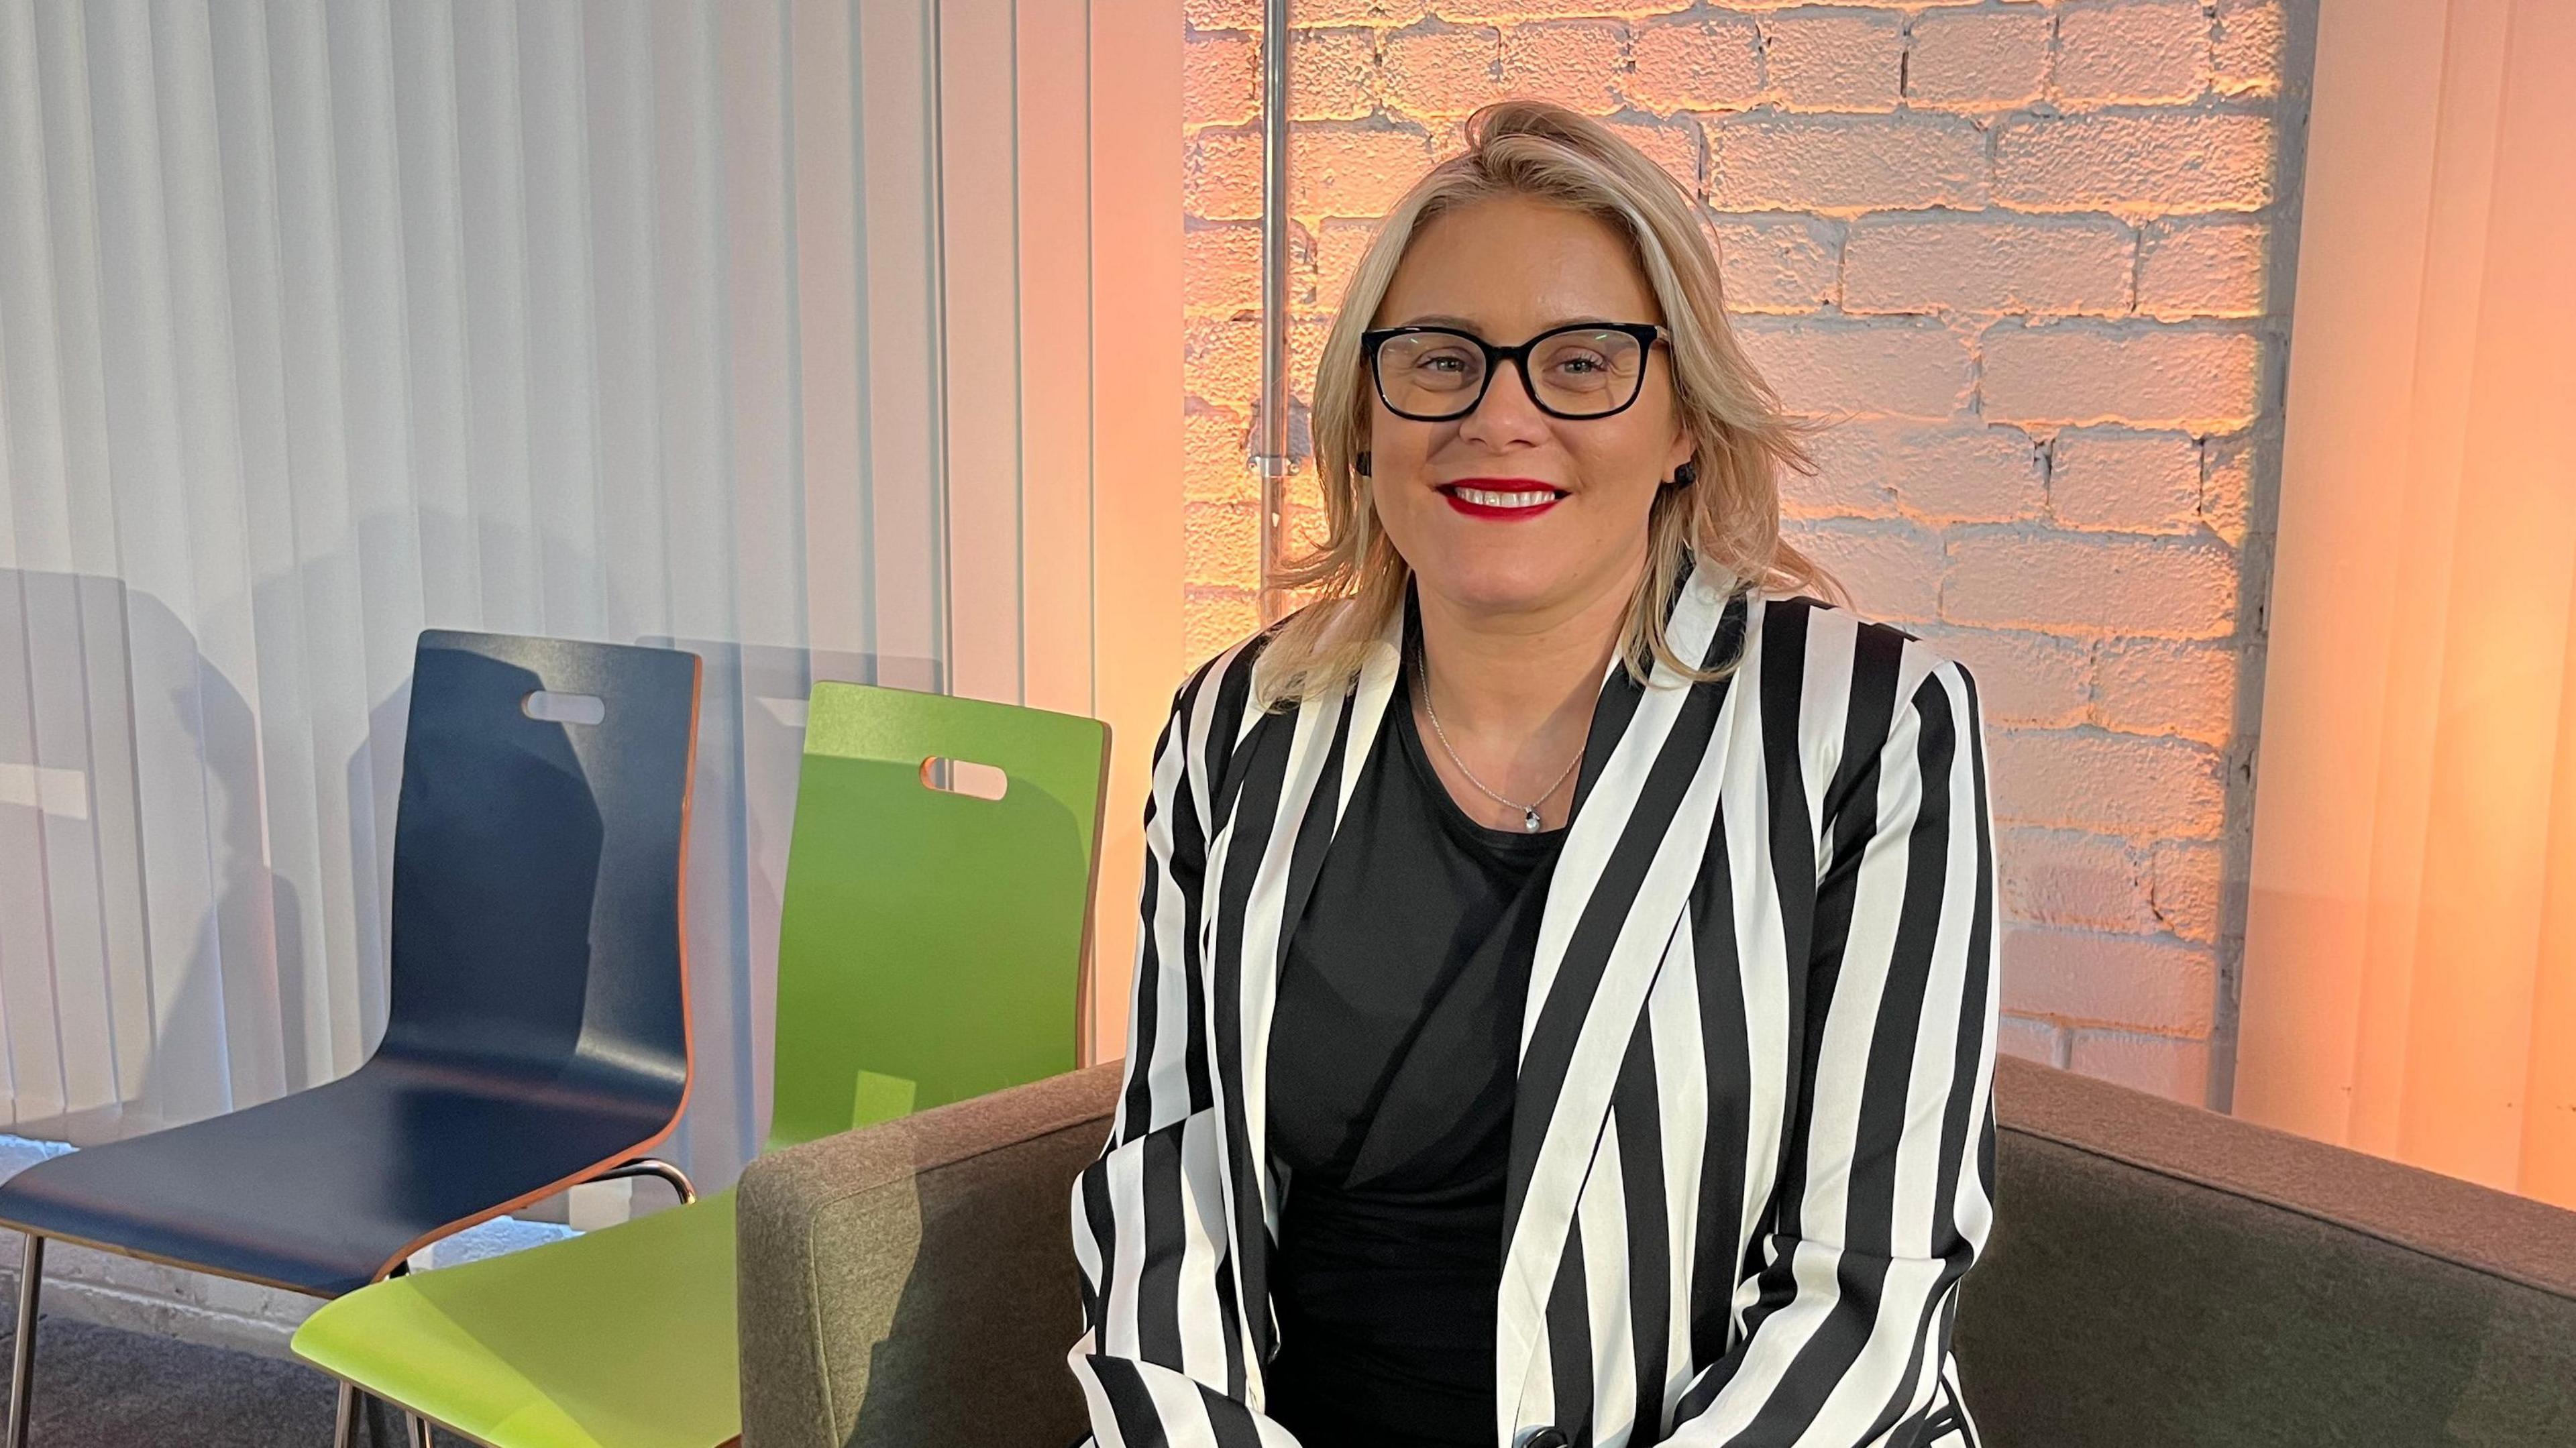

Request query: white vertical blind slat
[
  {"left": 264, "top": 0, "right": 376, "bottom": 1082},
  {"left": 158, "top": 0, "right": 292, "bottom": 1116},
  {"left": 319, "top": 0, "right": 417, "bottom": 1062},
  {"left": 653, "top": 0, "right": 747, "bottom": 1182},
  {"left": 579, "top": 0, "right": 665, "bottom": 657},
  {"left": 791, "top": 0, "right": 864, "bottom": 667},
  {"left": 89, "top": 0, "right": 235, "bottom": 1127},
  {"left": 1014, "top": 0, "right": 1095, "bottom": 724},
  {"left": 206, "top": 0, "right": 338, "bottom": 1098},
  {"left": 390, "top": 0, "right": 480, "bottom": 632},
  {"left": 0, "top": 1, "right": 66, "bottom": 1124},
  {"left": 516, "top": 0, "right": 606, "bottom": 646},
  {"left": 15, "top": 0, "right": 156, "bottom": 1113},
  {"left": 451, "top": 0, "right": 539, "bottom": 628},
  {"left": 710, "top": 0, "right": 812, "bottom": 1175},
  {"left": 857, "top": 0, "right": 941, "bottom": 693},
  {"left": 941, "top": 0, "right": 1022, "bottom": 708}
]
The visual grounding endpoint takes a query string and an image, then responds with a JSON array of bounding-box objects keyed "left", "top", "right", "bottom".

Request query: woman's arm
[
  {"left": 1067, "top": 657, "right": 1305, "bottom": 1448},
  {"left": 1666, "top": 646, "right": 2001, "bottom": 1447}
]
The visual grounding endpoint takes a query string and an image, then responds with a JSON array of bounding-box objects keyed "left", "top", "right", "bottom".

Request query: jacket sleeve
[
  {"left": 1068, "top": 663, "right": 1306, "bottom": 1448},
  {"left": 1667, "top": 649, "right": 2002, "bottom": 1447}
]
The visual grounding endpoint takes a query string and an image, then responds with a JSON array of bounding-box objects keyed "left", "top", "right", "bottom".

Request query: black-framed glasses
[{"left": 1360, "top": 321, "right": 1672, "bottom": 422}]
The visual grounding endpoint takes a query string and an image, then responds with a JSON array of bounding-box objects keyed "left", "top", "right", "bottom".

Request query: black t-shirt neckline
[{"left": 1396, "top": 591, "right": 1574, "bottom": 861}]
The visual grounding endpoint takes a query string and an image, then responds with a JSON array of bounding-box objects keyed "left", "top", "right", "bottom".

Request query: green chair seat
[
  {"left": 292, "top": 1192, "right": 739, "bottom": 1448},
  {"left": 290, "top": 681, "right": 1110, "bottom": 1448}
]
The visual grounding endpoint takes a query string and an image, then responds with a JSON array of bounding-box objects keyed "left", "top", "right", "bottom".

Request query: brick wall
[{"left": 1180, "top": 0, "right": 2319, "bottom": 1109}]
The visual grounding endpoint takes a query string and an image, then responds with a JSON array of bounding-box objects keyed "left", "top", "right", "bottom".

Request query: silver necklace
[{"left": 1412, "top": 641, "right": 1580, "bottom": 832}]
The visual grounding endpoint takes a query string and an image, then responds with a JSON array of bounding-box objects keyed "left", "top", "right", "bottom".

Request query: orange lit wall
[
  {"left": 1177, "top": 0, "right": 2312, "bottom": 1110},
  {"left": 2237, "top": 0, "right": 2576, "bottom": 1208}
]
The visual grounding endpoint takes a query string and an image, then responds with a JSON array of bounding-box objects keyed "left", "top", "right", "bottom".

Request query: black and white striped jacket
[{"left": 1069, "top": 555, "right": 2000, "bottom": 1448}]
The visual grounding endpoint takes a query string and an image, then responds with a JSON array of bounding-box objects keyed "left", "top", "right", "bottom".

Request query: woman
[{"left": 1070, "top": 99, "right": 1998, "bottom": 1448}]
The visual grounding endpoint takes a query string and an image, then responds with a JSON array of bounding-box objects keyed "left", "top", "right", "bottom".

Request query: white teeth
[{"left": 1455, "top": 487, "right": 1557, "bottom": 508}]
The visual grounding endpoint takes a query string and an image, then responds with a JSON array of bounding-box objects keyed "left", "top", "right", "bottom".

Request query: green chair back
[{"left": 765, "top": 681, "right": 1109, "bottom": 1152}]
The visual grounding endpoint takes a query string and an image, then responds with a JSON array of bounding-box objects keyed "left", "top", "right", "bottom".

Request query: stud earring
[{"left": 1668, "top": 459, "right": 1697, "bottom": 488}]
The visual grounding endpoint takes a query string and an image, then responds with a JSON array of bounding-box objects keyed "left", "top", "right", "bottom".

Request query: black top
[{"left": 1263, "top": 608, "right": 1572, "bottom": 1446}]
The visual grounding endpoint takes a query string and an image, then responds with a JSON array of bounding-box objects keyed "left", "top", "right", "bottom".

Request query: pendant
[{"left": 1522, "top": 805, "right": 1543, "bottom": 832}]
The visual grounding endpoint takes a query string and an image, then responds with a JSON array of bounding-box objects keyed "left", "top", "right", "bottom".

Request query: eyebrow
[{"left": 1392, "top": 313, "right": 1623, "bottom": 331}]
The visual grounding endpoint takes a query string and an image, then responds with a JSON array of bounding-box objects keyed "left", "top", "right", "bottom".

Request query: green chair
[{"left": 288, "top": 681, "right": 1111, "bottom": 1448}]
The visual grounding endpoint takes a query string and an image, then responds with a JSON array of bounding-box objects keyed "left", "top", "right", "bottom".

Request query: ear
[{"left": 1666, "top": 429, "right": 1698, "bottom": 484}]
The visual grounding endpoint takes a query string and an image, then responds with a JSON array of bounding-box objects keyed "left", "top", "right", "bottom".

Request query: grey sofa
[{"left": 734, "top": 1056, "right": 2576, "bottom": 1447}]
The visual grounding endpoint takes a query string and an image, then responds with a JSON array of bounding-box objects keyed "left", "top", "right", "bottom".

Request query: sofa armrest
[
  {"left": 1962, "top": 1055, "right": 2576, "bottom": 1447},
  {"left": 736, "top": 1062, "right": 1121, "bottom": 1448}
]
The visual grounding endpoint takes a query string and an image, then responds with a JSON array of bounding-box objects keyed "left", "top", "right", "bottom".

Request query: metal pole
[
  {"left": 1253, "top": 0, "right": 1293, "bottom": 622},
  {"left": 7, "top": 1234, "right": 41, "bottom": 1448}
]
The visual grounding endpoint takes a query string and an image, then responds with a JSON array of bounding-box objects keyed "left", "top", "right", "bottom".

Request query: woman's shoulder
[
  {"left": 1159, "top": 603, "right": 1318, "bottom": 757},
  {"left": 1169, "top": 594, "right": 1377, "bottom": 721},
  {"left": 1176, "top": 601, "right": 1311, "bottom": 697},
  {"left": 1744, "top": 584, "right": 1978, "bottom": 695},
  {"left": 1737, "top": 586, "right": 1985, "bottom": 787}
]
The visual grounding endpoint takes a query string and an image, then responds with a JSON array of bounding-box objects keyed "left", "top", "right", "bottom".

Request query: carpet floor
[{"left": 0, "top": 1314, "right": 472, "bottom": 1447}]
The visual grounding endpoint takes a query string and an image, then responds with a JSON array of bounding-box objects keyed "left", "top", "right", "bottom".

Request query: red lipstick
[{"left": 1440, "top": 478, "right": 1566, "bottom": 521}]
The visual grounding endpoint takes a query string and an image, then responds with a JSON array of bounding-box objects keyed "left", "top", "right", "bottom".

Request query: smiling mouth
[{"left": 1439, "top": 484, "right": 1567, "bottom": 510}]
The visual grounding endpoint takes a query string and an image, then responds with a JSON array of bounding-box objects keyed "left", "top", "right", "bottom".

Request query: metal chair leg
[
  {"left": 332, "top": 1382, "right": 360, "bottom": 1448},
  {"left": 592, "top": 1156, "right": 697, "bottom": 1205},
  {"left": 7, "top": 1233, "right": 41, "bottom": 1448},
  {"left": 407, "top": 1410, "right": 434, "bottom": 1448}
]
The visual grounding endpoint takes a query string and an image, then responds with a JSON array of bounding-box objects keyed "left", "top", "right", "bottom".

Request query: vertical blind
[
  {"left": 0, "top": 0, "right": 1183, "bottom": 1198},
  {"left": 2239, "top": 0, "right": 2576, "bottom": 1208}
]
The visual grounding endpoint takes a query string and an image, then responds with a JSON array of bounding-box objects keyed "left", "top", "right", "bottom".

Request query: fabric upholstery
[
  {"left": 1957, "top": 1055, "right": 2576, "bottom": 1446},
  {"left": 736, "top": 1061, "right": 1120, "bottom": 1448},
  {"left": 735, "top": 1054, "right": 2576, "bottom": 1448}
]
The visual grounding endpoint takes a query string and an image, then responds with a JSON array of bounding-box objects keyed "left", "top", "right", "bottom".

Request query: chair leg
[
  {"left": 593, "top": 1156, "right": 697, "bottom": 1205},
  {"left": 406, "top": 1411, "right": 434, "bottom": 1448},
  {"left": 7, "top": 1233, "right": 41, "bottom": 1448},
  {"left": 331, "top": 1382, "right": 359, "bottom": 1448}
]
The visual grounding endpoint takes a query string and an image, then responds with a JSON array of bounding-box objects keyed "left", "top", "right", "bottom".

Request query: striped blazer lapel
[
  {"left": 1498, "top": 563, "right": 1754, "bottom": 1440},
  {"left": 1197, "top": 600, "right": 1407, "bottom": 1382}
]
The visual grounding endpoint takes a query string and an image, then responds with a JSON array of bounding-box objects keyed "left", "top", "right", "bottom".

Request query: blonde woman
[{"left": 1070, "top": 99, "right": 2000, "bottom": 1448}]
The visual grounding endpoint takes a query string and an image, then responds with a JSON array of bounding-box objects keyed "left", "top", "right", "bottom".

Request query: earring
[
  {"left": 1356, "top": 450, "right": 1372, "bottom": 476},
  {"left": 1668, "top": 459, "right": 1697, "bottom": 488}
]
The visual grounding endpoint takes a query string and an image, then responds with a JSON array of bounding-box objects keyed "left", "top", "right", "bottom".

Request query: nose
[{"left": 1456, "top": 354, "right": 1553, "bottom": 437}]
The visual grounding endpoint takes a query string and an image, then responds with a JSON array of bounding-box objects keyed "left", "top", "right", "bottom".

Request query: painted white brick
[
  {"left": 1904, "top": 622, "right": 2093, "bottom": 728},
  {"left": 2001, "top": 925, "right": 2219, "bottom": 1036},
  {"left": 2050, "top": 429, "right": 2203, "bottom": 533},
  {"left": 1782, "top": 516, "right": 1947, "bottom": 624},
  {"left": 2000, "top": 824, "right": 2153, "bottom": 934},
  {"left": 1998, "top": 1014, "right": 2066, "bottom": 1067},
  {"left": 1990, "top": 726, "right": 2227, "bottom": 836},
  {"left": 2070, "top": 1027, "right": 2216, "bottom": 1106}
]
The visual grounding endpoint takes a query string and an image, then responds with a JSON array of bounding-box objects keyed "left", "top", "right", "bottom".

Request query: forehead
[{"left": 1376, "top": 196, "right": 1659, "bottom": 335}]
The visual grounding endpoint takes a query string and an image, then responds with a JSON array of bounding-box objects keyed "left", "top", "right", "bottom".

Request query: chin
[{"left": 1417, "top": 555, "right": 1572, "bottom": 614}]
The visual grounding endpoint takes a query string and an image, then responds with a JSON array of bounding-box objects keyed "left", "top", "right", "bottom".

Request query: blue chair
[{"left": 0, "top": 630, "right": 702, "bottom": 1447}]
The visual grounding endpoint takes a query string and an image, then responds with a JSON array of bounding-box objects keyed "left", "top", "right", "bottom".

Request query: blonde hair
[{"left": 1251, "top": 99, "right": 1845, "bottom": 713}]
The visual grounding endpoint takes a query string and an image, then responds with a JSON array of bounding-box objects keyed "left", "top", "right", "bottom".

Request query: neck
[{"left": 1411, "top": 549, "right": 1645, "bottom": 763}]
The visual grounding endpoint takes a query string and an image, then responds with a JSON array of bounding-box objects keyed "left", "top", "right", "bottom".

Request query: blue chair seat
[{"left": 0, "top": 1054, "right": 676, "bottom": 1299}]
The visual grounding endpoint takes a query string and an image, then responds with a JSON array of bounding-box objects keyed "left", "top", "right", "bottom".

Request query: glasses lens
[
  {"left": 1530, "top": 329, "right": 1646, "bottom": 415},
  {"left": 1376, "top": 331, "right": 1487, "bottom": 417},
  {"left": 1374, "top": 329, "right": 1646, "bottom": 419}
]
